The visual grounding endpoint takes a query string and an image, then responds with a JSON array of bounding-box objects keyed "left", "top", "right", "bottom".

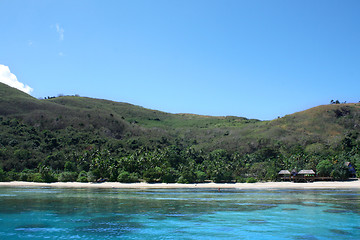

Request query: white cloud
[
  {"left": 0, "top": 65, "right": 33, "bottom": 94},
  {"left": 56, "top": 24, "right": 64, "bottom": 41}
]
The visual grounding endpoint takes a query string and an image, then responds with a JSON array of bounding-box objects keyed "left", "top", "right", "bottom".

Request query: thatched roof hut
[
  {"left": 278, "top": 170, "right": 291, "bottom": 175},
  {"left": 298, "top": 170, "right": 315, "bottom": 175}
]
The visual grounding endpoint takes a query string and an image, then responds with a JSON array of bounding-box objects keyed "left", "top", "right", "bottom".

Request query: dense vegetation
[{"left": 0, "top": 83, "right": 359, "bottom": 183}]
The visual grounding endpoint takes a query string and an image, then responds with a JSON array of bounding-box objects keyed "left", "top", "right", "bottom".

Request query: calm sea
[{"left": 0, "top": 187, "right": 359, "bottom": 239}]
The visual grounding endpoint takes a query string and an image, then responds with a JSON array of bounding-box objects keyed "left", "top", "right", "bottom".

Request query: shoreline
[{"left": 0, "top": 180, "right": 359, "bottom": 190}]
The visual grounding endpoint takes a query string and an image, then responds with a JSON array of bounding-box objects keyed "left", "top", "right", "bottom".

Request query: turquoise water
[{"left": 0, "top": 187, "right": 359, "bottom": 239}]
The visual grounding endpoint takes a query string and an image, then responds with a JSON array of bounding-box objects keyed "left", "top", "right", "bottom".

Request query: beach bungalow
[
  {"left": 296, "top": 170, "right": 315, "bottom": 182},
  {"left": 298, "top": 170, "right": 315, "bottom": 175},
  {"left": 278, "top": 170, "right": 291, "bottom": 181}
]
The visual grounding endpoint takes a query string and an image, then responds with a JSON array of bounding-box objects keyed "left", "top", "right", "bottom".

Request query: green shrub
[
  {"left": 178, "top": 170, "right": 196, "bottom": 184},
  {"left": 6, "top": 171, "right": 19, "bottom": 181},
  {"left": 19, "top": 172, "right": 29, "bottom": 181},
  {"left": 77, "top": 171, "right": 88, "bottom": 182},
  {"left": 28, "top": 173, "right": 44, "bottom": 182},
  {"left": 331, "top": 163, "right": 350, "bottom": 180},
  {"left": 195, "top": 171, "right": 206, "bottom": 183},
  {"left": 161, "top": 168, "right": 179, "bottom": 183},
  {"left": 58, "top": 172, "right": 78, "bottom": 182},
  {"left": 236, "top": 177, "right": 246, "bottom": 183},
  {"left": 39, "top": 167, "right": 57, "bottom": 183},
  {"left": 64, "top": 161, "right": 76, "bottom": 172},
  {"left": 87, "top": 171, "right": 96, "bottom": 182},
  {"left": 0, "top": 169, "right": 7, "bottom": 181},
  {"left": 117, "top": 171, "right": 139, "bottom": 183},
  {"left": 246, "top": 177, "right": 257, "bottom": 183},
  {"left": 19, "top": 169, "right": 36, "bottom": 181},
  {"left": 316, "top": 160, "right": 333, "bottom": 177},
  {"left": 177, "top": 176, "right": 189, "bottom": 184},
  {"left": 143, "top": 167, "right": 162, "bottom": 183}
]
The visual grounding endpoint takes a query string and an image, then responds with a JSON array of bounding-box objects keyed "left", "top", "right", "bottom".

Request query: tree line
[{"left": 0, "top": 116, "right": 359, "bottom": 183}]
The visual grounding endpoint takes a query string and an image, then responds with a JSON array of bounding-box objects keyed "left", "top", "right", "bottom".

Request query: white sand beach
[{"left": 0, "top": 180, "right": 359, "bottom": 189}]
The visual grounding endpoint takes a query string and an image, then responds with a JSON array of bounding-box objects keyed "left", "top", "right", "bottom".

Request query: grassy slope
[
  {"left": 1, "top": 82, "right": 359, "bottom": 153},
  {"left": 271, "top": 103, "right": 360, "bottom": 138},
  {"left": 0, "top": 83, "right": 139, "bottom": 139},
  {"left": 49, "top": 96, "right": 259, "bottom": 129}
]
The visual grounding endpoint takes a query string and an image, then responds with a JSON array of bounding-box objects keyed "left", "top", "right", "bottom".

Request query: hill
[{"left": 0, "top": 82, "right": 359, "bottom": 183}]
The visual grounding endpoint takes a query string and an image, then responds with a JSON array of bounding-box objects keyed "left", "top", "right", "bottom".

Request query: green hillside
[{"left": 0, "top": 82, "right": 359, "bottom": 183}]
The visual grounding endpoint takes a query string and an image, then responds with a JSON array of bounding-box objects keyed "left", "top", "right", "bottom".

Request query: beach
[{"left": 0, "top": 180, "right": 359, "bottom": 189}]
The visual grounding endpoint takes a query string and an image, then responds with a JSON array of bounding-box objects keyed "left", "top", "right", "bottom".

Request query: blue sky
[{"left": 1, "top": 0, "right": 359, "bottom": 120}]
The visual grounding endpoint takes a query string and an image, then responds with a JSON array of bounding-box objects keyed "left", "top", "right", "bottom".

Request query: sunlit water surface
[{"left": 0, "top": 187, "right": 359, "bottom": 239}]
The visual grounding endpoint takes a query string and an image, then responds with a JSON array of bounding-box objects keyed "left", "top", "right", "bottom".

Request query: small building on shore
[
  {"left": 297, "top": 170, "right": 315, "bottom": 176},
  {"left": 278, "top": 170, "right": 291, "bottom": 181},
  {"left": 278, "top": 168, "right": 339, "bottom": 182},
  {"left": 294, "top": 170, "right": 315, "bottom": 182}
]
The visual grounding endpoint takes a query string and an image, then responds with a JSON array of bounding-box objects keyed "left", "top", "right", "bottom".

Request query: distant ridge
[
  {"left": 1, "top": 81, "right": 359, "bottom": 153},
  {"left": 1, "top": 82, "right": 359, "bottom": 183}
]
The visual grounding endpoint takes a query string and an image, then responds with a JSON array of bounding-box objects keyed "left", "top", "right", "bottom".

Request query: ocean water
[{"left": 0, "top": 187, "right": 359, "bottom": 240}]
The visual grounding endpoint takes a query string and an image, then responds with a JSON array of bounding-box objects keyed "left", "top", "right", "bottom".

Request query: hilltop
[
  {"left": 2, "top": 82, "right": 359, "bottom": 151},
  {"left": 0, "top": 82, "right": 359, "bottom": 183}
]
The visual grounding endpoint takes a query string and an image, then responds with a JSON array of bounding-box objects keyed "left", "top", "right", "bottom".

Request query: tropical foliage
[{"left": 0, "top": 83, "right": 359, "bottom": 182}]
